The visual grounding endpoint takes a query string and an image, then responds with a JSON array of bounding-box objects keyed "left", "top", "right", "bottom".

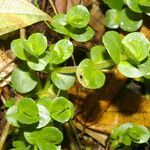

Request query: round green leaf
[
  {"left": 122, "top": 32, "right": 150, "bottom": 64},
  {"left": 69, "top": 26, "right": 94, "bottom": 42},
  {"left": 17, "top": 98, "right": 38, "bottom": 116},
  {"left": 16, "top": 112, "right": 39, "bottom": 124},
  {"left": 6, "top": 105, "right": 19, "bottom": 127},
  {"left": 26, "top": 33, "right": 47, "bottom": 57},
  {"left": 50, "top": 97, "right": 74, "bottom": 123},
  {"left": 129, "top": 125, "right": 150, "bottom": 144},
  {"left": 36, "top": 138, "right": 56, "bottom": 150},
  {"left": 124, "top": 0, "right": 142, "bottom": 13},
  {"left": 52, "top": 13, "right": 67, "bottom": 26},
  {"left": 36, "top": 104, "right": 51, "bottom": 129},
  {"left": 67, "top": 5, "right": 90, "bottom": 28},
  {"left": 48, "top": 39, "right": 73, "bottom": 64},
  {"left": 40, "top": 127, "right": 63, "bottom": 144},
  {"left": 104, "top": 9, "right": 120, "bottom": 29},
  {"left": 118, "top": 61, "right": 144, "bottom": 78},
  {"left": 51, "top": 72, "right": 75, "bottom": 90},
  {"left": 11, "top": 39, "right": 29, "bottom": 60},
  {"left": 16, "top": 98, "right": 39, "bottom": 124},
  {"left": 90, "top": 46, "right": 108, "bottom": 64},
  {"left": 138, "top": 0, "right": 150, "bottom": 7},
  {"left": 27, "top": 54, "right": 48, "bottom": 71},
  {"left": 52, "top": 110, "right": 71, "bottom": 123},
  {"left": 119, "top": 8, "right": 143, "bottom": 32},
  {"left": 12, "top": 141, "right": 27, "bottom": 149},
  {"left": 24, "top": 131, "right": 38, "bottom": 145},
  {"left": 110, "top": 123, "right": 134, "bottom": 149},
  {"left": 103, "top": 0, "right": 124, "bottom": 9},
  {"left": 11, "top": 66, "right": 38, "bottom": 93},
  {"left": 54, "top": 39, "right": 73, "bottom": 61},
  {"left": 102, "top": 31, "right": 122, "bottom": 64},
  {"left": 76, "top": 59, "right": 105, "bottom": 89},
  {"left": 111, "top": 123, "right": 134, "bottom": 140},
  {"left": 51, "top": 14, "right": 69, "bottom": 35}
]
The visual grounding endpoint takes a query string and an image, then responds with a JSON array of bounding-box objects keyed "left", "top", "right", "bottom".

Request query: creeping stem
[{"left": 54, "top": 59, "right": 115, "bottom": 74}]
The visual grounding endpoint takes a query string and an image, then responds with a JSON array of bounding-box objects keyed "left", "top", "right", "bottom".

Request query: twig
[
  {"left": 20, "top": 28, "right": 26, "bottom": 39},
  {"left": 64, "top": 122, "right": 78, "bottom": 150},
  {"left": 1, "top": 95, "right": 6, "bottom": 105},
  {"left": 42, "top": 0, "right": 46, "bottom": 10},
  {"left": 48, "top": 0, "right": 58, "bottom": 14},
  {"left": 56, "top": 89, "right": 61, "bottom": 97},
  {"left": 70, "top": 120, "right": 82, "bottom": 149},
  {"left": 0, "top": 122, "right": 11, "bottom": 150},
  {"left": 71, "top": 55, "right": 76, "bottom": 66}
]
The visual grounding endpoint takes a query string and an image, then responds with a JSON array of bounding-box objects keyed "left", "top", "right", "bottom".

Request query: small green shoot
[{"left": 110, "top": 123, "right": 150, "bottom": 149}]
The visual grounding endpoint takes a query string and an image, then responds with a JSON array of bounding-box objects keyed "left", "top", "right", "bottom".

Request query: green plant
[
  {"left": 6, "top": 97, "right": 73, "bottom": 149},
  {"left": 5, "top": 5, "right": 95, "bottom": 150},
  {"left": 2, "top": 2, "right": 150, "bottom": 150},
  {"left": 103, "top": 0, "right": 150, "bottom": 32},
  {"left": 110, "top": 123, "right": 150, "bottom": 149}
]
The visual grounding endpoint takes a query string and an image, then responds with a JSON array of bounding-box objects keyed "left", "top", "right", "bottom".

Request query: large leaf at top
[{"left": 0, "top": 0, "right": 51, "bottom": 36}]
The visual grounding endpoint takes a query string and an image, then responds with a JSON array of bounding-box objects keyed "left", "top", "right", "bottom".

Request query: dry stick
[
  {"left": 20, "top": 28, "right": 26, "bottom": 39},
  {"left": 48, "top": 0, "right": 58, "bottom": 14},
  {"left": 71, "top": 55, "right": 76, "bottom": 66},
  {"left": 70, "top": 120, "right": 83, "bottom": 149},
  {"left": 56, "top": 89, "right": 61, "bottom": 97},
  {"left": 42, "top": 0, "right": 47, "bottom": 10},
  {"left": 1, "top": 95, "right": 6, "bottom": 105},
  {"left": 0, "top": 94, "right": 10, "bottom": 150},
  {"left": 0, "top": 123, "right": 11, "bottom": 150},
  {"left": 64, "top": 123, "right": 77, "bottom": 150}
]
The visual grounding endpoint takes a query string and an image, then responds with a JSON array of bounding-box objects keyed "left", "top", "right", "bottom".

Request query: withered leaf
[{"left": 0, "top": 0, "right": 51, "bottom": 36}]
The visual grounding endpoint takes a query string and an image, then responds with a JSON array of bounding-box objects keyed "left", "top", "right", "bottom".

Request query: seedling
[
  {"left": 110, "top": 123, "right": 150, "bottom": 149},
  {"left": 103, "top": 0, "right": 150, "bottom": 32}
]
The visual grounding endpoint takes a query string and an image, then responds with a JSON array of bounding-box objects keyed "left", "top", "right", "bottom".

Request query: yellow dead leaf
[
  {"left": 0, "top": 0, "right": 52, "bottom": 36},
  {"left": 76, "top": 89, "right": 150, "bottom": 134}
]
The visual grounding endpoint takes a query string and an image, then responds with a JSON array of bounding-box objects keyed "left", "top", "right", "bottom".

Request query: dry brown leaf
[
  {"left": 85, "top": 90, "right": 150, "bottom": 134},
  {"left": 0, "top": 49, "right": 15, "bottom": 87},
  {"left": 74, "top": 89, "right": 150, "bottom": 145},
  {"left": 75, "top": 121, "right": 108, "bottom": 146}
]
